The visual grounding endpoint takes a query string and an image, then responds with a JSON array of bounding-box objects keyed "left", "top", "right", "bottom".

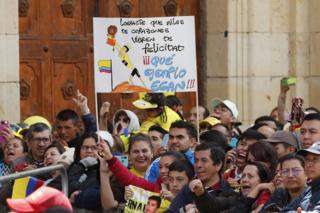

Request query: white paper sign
[{"left": 93, "top": 16, "right": 197, "bottom": 93}]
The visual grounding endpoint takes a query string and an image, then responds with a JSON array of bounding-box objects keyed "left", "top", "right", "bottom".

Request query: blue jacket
[
  {"left": 145, "top": 148, "right": 194, "bottom": 183},
  {"left": 281, "top": 178, "right": 320, "bottom": 212}
]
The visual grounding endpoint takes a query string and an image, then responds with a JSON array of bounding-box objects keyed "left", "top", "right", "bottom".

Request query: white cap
[
  {"left": 97, "top": 130, "right": 114, "bottom": 147},
  {"left": 211, "top": 99, "right": 239, "bottom": 119}
]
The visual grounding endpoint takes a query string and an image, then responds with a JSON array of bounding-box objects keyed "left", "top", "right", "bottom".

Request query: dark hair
[
  {"left": 45, "top": 142, "right": 66, "bottom": 155},
  {"left": 56, "top": 109, "right": 79, "bottom": 124},
  {"left": 168, "top": 159, "right": 195, "bottom": 180},
  {"left": 247, "top": 141, "right": 278, "bottom": 175},
  {"left": 74, "top": 132, "right": 98, "bottom": 162},
  {"left": 170, "top": 120, "right": 197, "bottom": 139},
  {"left": 128, "top": 133, "right": 153, "bottom": 154},
  {"left": 245, "top": 162, "right": 273, "bottom": 183},
  {"left": 26, "top": 123, "right": 51, "bottom": 141},
  {"left": 148, "top": 125, "right": 168, "bottom": 136},
  {"left": 303, "top": 112, "right": 320, "bottom": 122},
  {"left": 144, "top": 93, "right": 167, "bottom": 122},
  {"left": 279, "top": 153, "right": 305, "bottom": 169},
  {"left": 201, "top": 105, "right": 210, "bottom": 119},
  {"left": 305, "top": 107, "right": 320, "bottom": 113},
  {"left": 160, "top": 150, "right": 186, "bottom": 161},
  {"left": 240, "top": 128, "right": 266, "bottom": 141},
  {"left": 195, "top": 143, "right": 225, "bottom": 173},
  {"left": 199, "top": 130, "right": 228, "bottom": 151},
  {"left": 166, "top": 95, "right": 182, "bottom": 108},
  {"left": 254, "top": 116, "right": 277, "bottom": 126},
  {"left": 148, "top": 195, "right": 161, "bottom": 208}
]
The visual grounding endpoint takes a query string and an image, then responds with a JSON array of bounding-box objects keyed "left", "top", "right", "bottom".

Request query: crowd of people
[{"left": 0, "top": 83, "right": 320, "bottom": 213}]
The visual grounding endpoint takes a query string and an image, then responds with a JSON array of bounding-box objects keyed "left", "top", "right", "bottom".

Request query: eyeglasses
[
  {"left": 31, "top": 137, "right": 51, "bottom": 143},
  {"left": 81, "top": 145, "right": 97, "bottom": 151},
  {"left": 280, "top": 167, "right": 303, "bottom": 177}
]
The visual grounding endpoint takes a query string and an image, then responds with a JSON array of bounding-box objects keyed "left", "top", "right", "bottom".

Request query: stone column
[
  {"left": 204, "top": 0, "right": 320, "bottom": 124},
  {"left": 0, "top": 0, "right": 20, "bottom": 122}
]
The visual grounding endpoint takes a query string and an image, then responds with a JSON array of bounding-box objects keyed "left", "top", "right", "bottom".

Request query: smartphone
[
  {"left": 115, "top": 155, "right": 129, "bottom": 167},
  {"left": 161, "top": 134, "right": 169, "bottom": 147},
  {"left": 0, "top": 120, "right": 9, "bottom": 143},
  {"left": 281, "top": 77, "right": 296, "bottom": 86}
]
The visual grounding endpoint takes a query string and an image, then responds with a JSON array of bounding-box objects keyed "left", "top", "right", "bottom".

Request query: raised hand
[
  {"left": 72, "top": 90, "right": 90, "bottom": 115},
  {"left": 189, "top": 179, "right": 204, "bottom": 197}
]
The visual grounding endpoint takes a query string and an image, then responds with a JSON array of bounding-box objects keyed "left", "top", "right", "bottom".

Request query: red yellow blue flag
[
  {"left": 98, "top": 60, "right": 112, "bottom": 74},
  {"left": 11, "top": 176, "right": 44, "bottom": 199}
]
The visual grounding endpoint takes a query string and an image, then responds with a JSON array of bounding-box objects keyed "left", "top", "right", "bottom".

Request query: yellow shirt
[{"left": 140, "top": 106, "right": 181, "bottom": 133}]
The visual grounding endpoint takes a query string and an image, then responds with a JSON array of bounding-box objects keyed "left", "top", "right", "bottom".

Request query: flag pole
[{"left": 111, "top": 60, "right": 113, "bottom": 90}]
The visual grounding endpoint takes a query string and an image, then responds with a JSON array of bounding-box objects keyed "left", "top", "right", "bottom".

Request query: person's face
[
  {"left": 214, "top": 104, "right": 233, "bottom": 125},
  {"left": 145, "top": 199, "right": 158, "bottom": 213},
  {"left": 168, "top": 170, "right": 189, "bottom": 196},
  {"left": 240, "top": 165, "right": 261, "bottom": 196},
  {"left": 80, "top": 137, "right": 98, "bottom": 159},
  {"left": 273, "top": 163, "right": 284, "bottom": 188},
  {"left": 3, "top": 138, "right": 25, "bottom": 164},
  {"left": 195, "top": 150, "right": 221, "bottom": 186},
  {"left": 272, "top": 143, "right": 294, "bottom": 159},
  {"left": 300, "top": 120, "right": 320, "bottom": 149},
  {"left": 280, "top": 159, "right": 306, "bottom": 192},
  {"left": 27, "top": 130, "right": 51, "bottom": 161},
  {"left": 305, "top": 153, "right": 320, "bottom": 181},
  {"left": 148, "top": 130, "right": 163, "bottom": 157},
  {"left": 257, "top": 125, "right": 275, "bottom": 138},
  {"left": 159, "top": 155, "right": 175, "bottom": 184},
  {"left": 188, "top": 106, "right": 205, "bottom": 126},
  {"left": 129, "top": 140, "right": 153, "bottom": 173},
  {"left": 114, "top": 114, "right": 130, "bottom": 135},
  {"left": 56, "top": 119, "right": 78, "bottom": 142},
  {"left": 169, "top": 128, "right": 193, "bottom": 152},
  {"left": 44, "top": 147, "right": 61, "bottom": 166},
  {"left": 235, "top": 139, "right": 257, "bottom": 169}
]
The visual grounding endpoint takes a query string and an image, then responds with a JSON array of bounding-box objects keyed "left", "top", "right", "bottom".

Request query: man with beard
[{"left": 223, "top": 129, "right": 266, "bottom": 189}]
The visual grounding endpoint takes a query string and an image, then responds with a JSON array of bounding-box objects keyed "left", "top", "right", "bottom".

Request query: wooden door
[{"left": 19, "top": 0, "right": 201, "bottom": 122}]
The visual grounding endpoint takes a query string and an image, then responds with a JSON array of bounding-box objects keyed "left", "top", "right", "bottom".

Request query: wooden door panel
[
  {"left": 48, "top": 0, "right": 85, "bottom": 36},
  {"left": 52, "top": 61, "right": 87, "bottom": 114},
  {"left": 20, "top": 0, "right": 201, "bottom": 123},
  {"left": 20, "top": 61, "right": 42, "bottom": 120},
  {"left": 19, "top": 0, "right": 40, "bottom": 36}
]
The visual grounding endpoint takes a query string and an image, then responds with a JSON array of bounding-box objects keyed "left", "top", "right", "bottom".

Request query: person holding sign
[{"left": 133, "top": 93, "right": 182, "bottom": 133}]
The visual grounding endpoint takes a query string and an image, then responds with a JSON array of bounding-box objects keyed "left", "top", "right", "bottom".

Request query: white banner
[{"left": 93, "top": 16, "right": 197, "bottom": 93}]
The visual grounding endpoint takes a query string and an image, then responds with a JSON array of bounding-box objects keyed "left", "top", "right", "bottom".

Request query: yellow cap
[
  {"left": 23, "top": 116, "right": 52, "bottom": 130},
  {"left": 200, "top": 116, "right": 221, "bottom": 127}
]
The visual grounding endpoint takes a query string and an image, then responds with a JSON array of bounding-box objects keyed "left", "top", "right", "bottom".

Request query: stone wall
[
  {"left": 0, "top": 0, "right": 19, "bottom": 122},
  {"left": 204, "top": 0, "right": 320, "bottom": 124}
]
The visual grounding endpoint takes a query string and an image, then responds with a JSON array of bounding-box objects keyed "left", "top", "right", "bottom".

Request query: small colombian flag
[
  {"left": 98, "top": 60, "right": 112, "bottom": 74},
  {"left": 11, "top": 176, "right": 44, "bottom": 199}
]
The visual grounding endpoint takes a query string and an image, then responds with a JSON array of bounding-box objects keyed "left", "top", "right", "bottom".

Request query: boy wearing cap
[
  {"left": 282, "top": 142, "right": 320, "bottom": 212},
  {"left": 211, "top": 99, "right": 239, "bottom": 129},
  {"left": 133, "top": 93, "right": 181, "bottom": 133},
  {"left": 264, "top": 131, "right": 299, "bottom": 159}
]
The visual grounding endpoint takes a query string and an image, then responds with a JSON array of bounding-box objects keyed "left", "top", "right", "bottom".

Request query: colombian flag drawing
[
  {"left": 11, "top": 176, "right": 44, "bottom": 199},
  {"left": 98, "top": 60, "right": 112, "bottom": 74}
]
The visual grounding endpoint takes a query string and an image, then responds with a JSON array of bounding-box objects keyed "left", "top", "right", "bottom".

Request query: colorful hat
[{"left": 7, "top": 186, "right": 72, "bottom": 213}]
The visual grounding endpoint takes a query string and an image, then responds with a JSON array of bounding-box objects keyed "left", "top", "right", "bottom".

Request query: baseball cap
[
  {"left": 133, "top": 93, "right": 159, "bottom": 109},
  {"left": 297, "top": 142, "right": 320, "bottom": 156},
  {"left": 211, "top": 98, "right": 239, "bottom": 119},
  {"left": 199, "top": 116, "right": 221, "bottom": 127},
  {"left": 97, "top": 130, "right": 114, "bottom": 147},
  {"left": 23, "top": 115, "right": 52, "bottom": 130},
  {"left": 263, "top": 131, "right": 299, "bottom": 149},
  {"left": 7, "top": 186, "right": 72, "bottom": 213}
]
